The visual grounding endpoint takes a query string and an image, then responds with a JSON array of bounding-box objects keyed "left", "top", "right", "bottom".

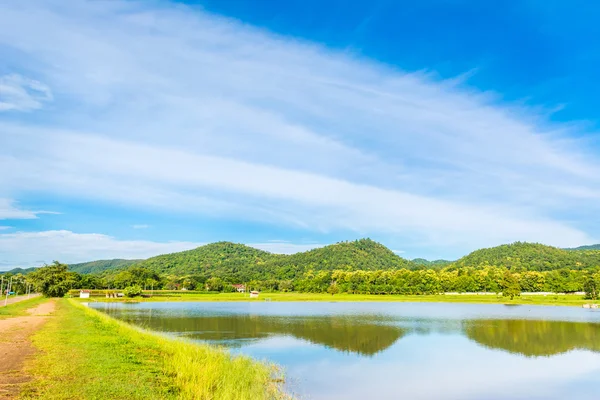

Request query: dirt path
[{"left": 0, "top": 300, "right": 55, "bottom": 399}]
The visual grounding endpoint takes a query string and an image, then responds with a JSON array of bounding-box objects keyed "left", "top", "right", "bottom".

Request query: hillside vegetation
[
  {"left": 129, "top": 239, "right": 412, "bottom": 282},
  {"left": 264, "top": 239, "right": 413, "bottom": 279},
  {"left": 451, "top": 242, "right": 600, "bottom": 271},
  {"left": 133, "top": 241, "right": 278, "bottom": 281},
  {"left": 411, "top": 258, "right": 452, "bottom": 268},
  {"left": 567, "top": 244, "right": 600, "bottom": 251},
  {"left": 17, "top": 239, "right": 600, "bottom": 297},
  {"left": 68, "top": 259, "right": 141, "bottom": 274}
]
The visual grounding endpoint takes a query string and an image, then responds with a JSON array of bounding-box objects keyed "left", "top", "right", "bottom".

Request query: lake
[{"left": 90, "top": 301, "right": 600, "bottom": 399}]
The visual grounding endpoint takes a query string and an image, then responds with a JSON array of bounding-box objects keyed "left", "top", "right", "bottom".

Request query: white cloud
[
  {"left": 0, "top": 198, "right": 58, "bottom": 220},
  {"left": 0, "top": 0, "right": 599, "bottom": 255},
  {"left": 0, "top": 226, "right": 11, "bottom": 230},
  {"left": 132, "top": 224, "right": 150, "bottom": 229},
  {"left": 0, "top": 74, "right": 53, "bottom": 112},
  {"left": 0, "top": 230, "right": 325, "bottom": 269},
  {"left": 0, "top": 230, "right": 201, "bottom": 269}
]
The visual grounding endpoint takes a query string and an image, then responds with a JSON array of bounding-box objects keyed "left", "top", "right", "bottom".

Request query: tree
[
  {"left": 502, "top": 271, "right": 521, "bottom": 300},
  {"left": 584, "top": 274, "right": 599, "bottom": 300},
  {"left": 28, "top": 261, "right": 77, "bottom": 297},
  {"left": 327, "top": 282, "right": 339, "bottom": 296},
  {"left": 205, "top": 277, "right": 224, "bottom": 292},
  {"left": 123, "top": 285, "right": 143, "bottom": 297}
]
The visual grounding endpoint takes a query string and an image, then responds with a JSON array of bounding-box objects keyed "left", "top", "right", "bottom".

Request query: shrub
[{"left": 123, "top": 285, "right": 143, "bottom": 297}]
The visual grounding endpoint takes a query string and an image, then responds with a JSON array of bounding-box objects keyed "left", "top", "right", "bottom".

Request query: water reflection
[
  {"left": 464, "top": 319, "right": 600, "bottom": 357},
  {"left": 94, "top": 302, "right": 600, "bottom": 357},
  {"left": 92, "top": 302, "right": 600, "bottom": 400},
  {"left": 103, "top": 308, "right": 405, "bottom": 356}
]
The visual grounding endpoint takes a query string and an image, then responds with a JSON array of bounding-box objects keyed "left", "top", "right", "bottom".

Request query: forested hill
[
  {"left": 0, "top": 267, "right": 37, "bottom": 275},
  {"left": 59, "top": 240, "right": 600, "bottom": 282},
  {"left": 68, "top": 259, "right": 141, "bottom": 274},
  {"left": 411, "top": 258, "right": 452, "bottom": 269},
  {"left": 451, "top": 242, "right": 600, "bottom": 271},
  {"left": 567, "top": 244, "right": 600, "bottom": 251},
  {"left": 132, "top": 242, "right": 278, "bottom": 280},
  {"left": 122, "top": 239, "right": 414, "bottom": 282},
  {"left": 264, "top": 239, "right": 414, "bottom": 279}
]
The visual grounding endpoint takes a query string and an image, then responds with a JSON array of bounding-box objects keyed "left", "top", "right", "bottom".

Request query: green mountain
[
  {"left": 126, "top": 239, "right": 413, "bottom": 282},
  {"left": 69, "top": 259, "right": 142, "bottom": 274},
  {"left": 567, "top": 244, "right": 600, "bottom": 251},
  {"left": 0, "top": 267, "right": 37, "bottom": 275},
  {"left": 265, "top": 239, "right": 413, "bottom": 279},
  {"left": 411, "top": 258, "right": 452, "bottom": 268},
  {"left": 452, "top": 242, "right": 600, "bottom": 271},
  {"left": 133, "top": 242, "right": 277, "bottom": 280}
]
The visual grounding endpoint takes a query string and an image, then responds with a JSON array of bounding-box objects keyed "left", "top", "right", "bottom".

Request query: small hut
[
  {"left": 249, "top": 290, "right": 259, "bottom": 298},
  {"left": 79, "top": 290, "right": 91, "bottom": 299},
  {"left": 232, "top": 284, "right": 246, "bottom": 293}
]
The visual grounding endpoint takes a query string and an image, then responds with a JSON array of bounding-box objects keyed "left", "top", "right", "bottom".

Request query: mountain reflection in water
[
  {"left": 95, "top": 302, "right": 600, "bottom": 358},
  {"left": 464, "top": 319, "right": 600, "bottom": 357},
  {"left": 91, "top": 302, "right": 600, "bottom": 400},
  {"left": 106, "top": 310, "right": 405, "bottom": 356}
]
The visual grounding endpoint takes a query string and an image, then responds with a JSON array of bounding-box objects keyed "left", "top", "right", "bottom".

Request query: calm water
[{"left": 90, "top": 301, "right": 600, "bottom": 399}]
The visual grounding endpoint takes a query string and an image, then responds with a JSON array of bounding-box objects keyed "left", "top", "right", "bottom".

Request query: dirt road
[{"left": 0, "top": 300, "right": 55, "bottom": 399}]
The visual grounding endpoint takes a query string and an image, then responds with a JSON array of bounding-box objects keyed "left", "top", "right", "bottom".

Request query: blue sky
[{"left": 1, "top": 0, "right": 600, "bottom": 268}]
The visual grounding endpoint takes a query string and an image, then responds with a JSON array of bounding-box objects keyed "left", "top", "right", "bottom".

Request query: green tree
[
  {"left": 123, "top": 285, "right": 143, "bottom": 297},
  {"left": 584, "top": 274, "right": 599, "bottom": 300},
  {"left": 28, "top": 261, "right": 78, "bottom": 297},
  {"left": 501, "top": 271, "right": 521, "bottom": 300},
  {"left": 327, "top": 282, "right": 339, "bottom": 296},
  {"left": 205, "top": 277, "right": 225, "bottom": 292}
]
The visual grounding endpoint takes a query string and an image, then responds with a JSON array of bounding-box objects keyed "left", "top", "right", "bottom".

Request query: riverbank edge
[
  {"left": 74, "top": 292, "right": 591, "bottom": 307},
  {"left": 20, "top": 299, "right": 288, "bottom": 400}
]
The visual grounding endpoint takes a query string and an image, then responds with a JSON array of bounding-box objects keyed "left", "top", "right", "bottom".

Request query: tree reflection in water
[
  {"left": 464, "top": 319, "right": 600, "bottom": 357},
  {"left": 110, "top": 310, "right": 405, "bottom": 356},
  {"left": 99, "top": 303, "right": 600, "bottom": 358}
]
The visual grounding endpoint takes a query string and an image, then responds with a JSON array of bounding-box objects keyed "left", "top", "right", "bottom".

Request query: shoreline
[
  {"left": 73, "top": 292, "right": 592, "bottom": 307},
  {"left": 22, "top": 299, "right": 288, "bottom": 400}
]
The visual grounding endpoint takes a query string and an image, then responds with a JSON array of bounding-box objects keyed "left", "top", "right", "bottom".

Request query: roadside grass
[
  {"left": 20, "top": 299, "right": 287, "bottom": 400},
  {"left": 78, "top": 291, "right": 590, "bottom": 307},
  {"left": 0, "top": 296, "right": 46, "bottom": 319}
]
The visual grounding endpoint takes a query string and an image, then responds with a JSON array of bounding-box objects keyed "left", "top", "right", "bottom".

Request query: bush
[{"left": 123, "top": 285, "right": 143, "bottom": 297}]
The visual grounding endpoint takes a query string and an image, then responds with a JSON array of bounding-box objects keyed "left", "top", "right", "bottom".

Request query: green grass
[
  {"left": 79, "top": 291, "right": 591, "bottom": 307},
  {"left": 21, "top": 299, "right": 287, "bottom": 400},
  {"left": 0, "top": 296, "right": 47, "bottom": 319}
]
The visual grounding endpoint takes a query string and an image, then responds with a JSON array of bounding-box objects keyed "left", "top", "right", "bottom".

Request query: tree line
[{"left": 10, "top": 261, "right": 600, "bottom": 301}]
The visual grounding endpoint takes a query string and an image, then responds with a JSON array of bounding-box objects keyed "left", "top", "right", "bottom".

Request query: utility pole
[{"left": 4, "top": 276, "right": 12, "bottom": 307}]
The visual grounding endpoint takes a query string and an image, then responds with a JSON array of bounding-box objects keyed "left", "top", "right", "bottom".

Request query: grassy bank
[
  {"left": 81, "top": 291, "right": 591, "bottom": 307},
  {"left": 21, "top": 299, "right": 287, "bottom": 400},
  {"left": 0, "top": 296, "right": 46, "bottom": 319}
]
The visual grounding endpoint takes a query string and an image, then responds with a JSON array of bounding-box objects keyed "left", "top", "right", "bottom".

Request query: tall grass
[{"left": 22, "top": 299, "right": 288, "bottom": 400}]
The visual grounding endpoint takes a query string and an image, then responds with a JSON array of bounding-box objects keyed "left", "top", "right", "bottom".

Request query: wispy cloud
[
  {"left": 0, "top": 230, "right": 201, "bottom": 269},
  {"left": 0, "top": 230, "right": 324, "bottom": 269},
  {"left": 0, "top": 0, "right": 598, "bottom": 258},
  {"left": 0, "top": 226, "right": 11, "bottom": 230},
  {"left": 0, "top": 198, "right": 58, "bottom": 220},
  {"left": 0, "top": 73, "right": 53, "bottom": 112},
  {"left": 132, "top": 224, "right": 150, "bottom": 229}
]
